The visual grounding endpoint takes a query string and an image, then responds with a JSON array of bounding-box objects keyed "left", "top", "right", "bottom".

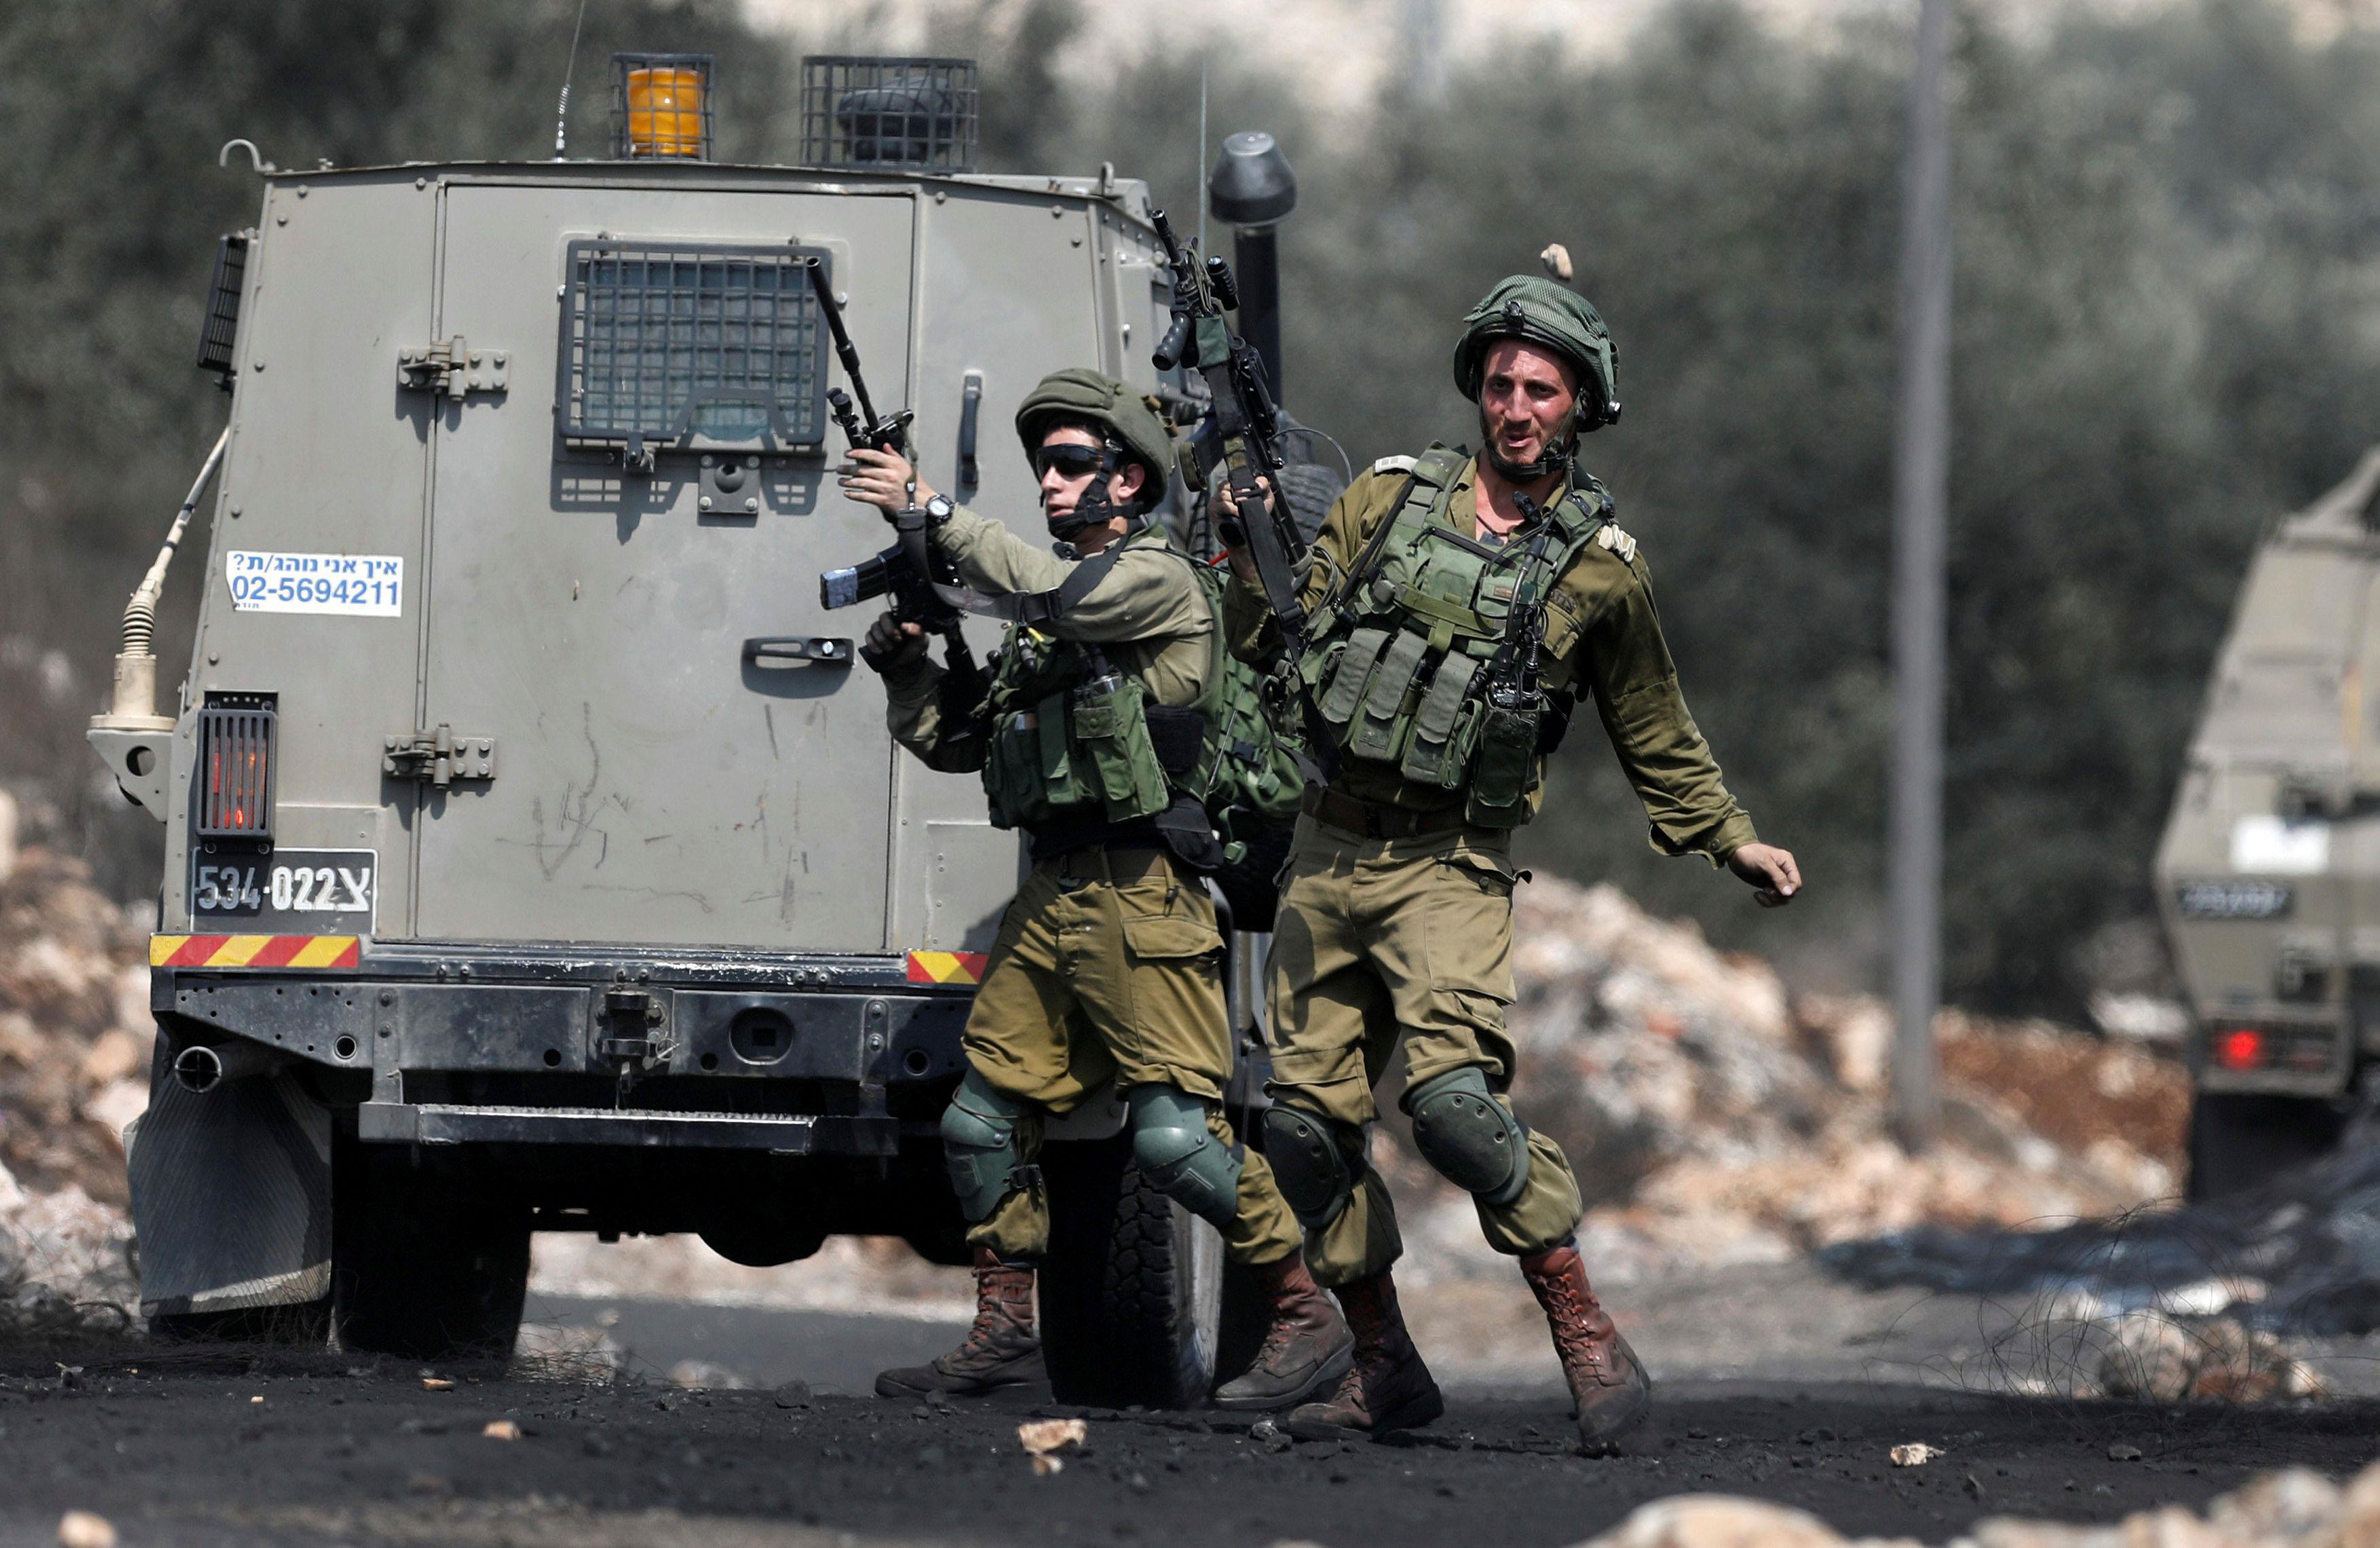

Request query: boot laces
[
  {"left": 957, "top": 1271, "right": 1025, "bottom": 1358},
  {"left": 1538, "top": 1268, "right": 1608, "bottom": 1375}
]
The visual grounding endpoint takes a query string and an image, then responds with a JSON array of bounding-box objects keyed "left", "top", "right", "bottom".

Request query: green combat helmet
[
  {"left": 1014, "top": 367, "right": 1175, "bottom": 508},
  {"left": 1451, "top": 274, "right": 1622, "bottom": 439}
]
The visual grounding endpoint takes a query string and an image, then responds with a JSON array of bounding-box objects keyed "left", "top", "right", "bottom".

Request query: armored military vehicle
[
  {"left": 2155, "top": 447, "right": 2380, "bottom": 1196},
  {"left": 86, "top": 54, "right": 1335, "bottom": 1401}
]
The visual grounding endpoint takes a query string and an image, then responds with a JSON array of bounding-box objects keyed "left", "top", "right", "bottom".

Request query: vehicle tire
[
  {"left": 149, "top": 1297, "right": 332, "bottom": 1347},
  {"left": 2186, "top": 1091, "right": 2347, "bottom": 1201},
  {"left": 1276, "top": 457, "right": 1346, "bottom": 548},
  {"left": 1039, "top": 1134, "right": 1224, "bottom": 1408},
  {"left": 333, "top": 1140, "right": 530, "bottom": 1362}
]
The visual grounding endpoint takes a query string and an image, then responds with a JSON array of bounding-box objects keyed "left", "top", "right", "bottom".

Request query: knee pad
[
  {"left": 940, "top": 1069, "right": 1032, "bottom": 1224},
  {"left": 1259, "top": 1103, "right": 1357, "bottom": 1231},
  {"left": 1404, "top": 1066, "right": 1531, "bottom": 1207},
  {"left": 1125, "top": 1085, "right": 1242, "bottom": 1232}
]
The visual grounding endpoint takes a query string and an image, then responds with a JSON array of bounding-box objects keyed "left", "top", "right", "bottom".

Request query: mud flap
[{"left": 127, "top": 1071, "right": 332, "bottom": 1316}]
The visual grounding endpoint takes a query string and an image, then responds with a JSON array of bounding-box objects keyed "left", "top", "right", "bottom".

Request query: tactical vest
[
  {"left": 1296, "top": 447, "right": 1610, "bottom": 829},
  {"left": 976, "top": 526, "right": 1299, "bottom": 849}
]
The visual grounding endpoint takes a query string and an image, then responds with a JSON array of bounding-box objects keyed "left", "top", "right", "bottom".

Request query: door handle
[
  {"left": 743, "top": 637, "right": 854, "bottom": 667},
  {"left": 958, "top": 371, "right": 983, "bottom": 493}
]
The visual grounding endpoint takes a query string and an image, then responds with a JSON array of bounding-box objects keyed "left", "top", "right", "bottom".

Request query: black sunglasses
[{"left": 1032, "top": 443, "right": 1110, "bottom": 479}]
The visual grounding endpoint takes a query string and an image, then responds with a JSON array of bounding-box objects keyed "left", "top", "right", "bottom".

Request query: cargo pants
[
  {"left": 960, "top": 843, "right": 1303, "bottom": 1266},
  {"left": 1263, "top": 814, "right": 1585, "bottom": 1288}
]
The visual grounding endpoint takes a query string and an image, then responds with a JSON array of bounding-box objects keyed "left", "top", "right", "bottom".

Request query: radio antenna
[
  {"left": 1196, "top": 59, "right": 1210, "bottom": 258},
  {"left": 553, "top": 0, "right": 592, "bottom": 159}
]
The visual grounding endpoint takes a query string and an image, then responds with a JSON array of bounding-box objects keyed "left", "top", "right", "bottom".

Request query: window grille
[{"left": 558, "top": 241, "right": 830, "bottom": 455}]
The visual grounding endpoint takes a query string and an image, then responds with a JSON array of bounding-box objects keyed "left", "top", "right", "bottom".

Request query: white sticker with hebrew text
[{"left": 226, "top": 551, "right": 403, "bottom": 616}]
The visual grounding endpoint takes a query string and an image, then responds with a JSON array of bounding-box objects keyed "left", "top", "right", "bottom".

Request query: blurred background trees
[{"left": 4, "top": 0, "right": 2376, "bottom": 1018}]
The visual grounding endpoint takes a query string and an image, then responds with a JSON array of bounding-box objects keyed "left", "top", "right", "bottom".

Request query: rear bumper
[{"left": 154, "top": 937, "right": 973, "bottom": 1153}]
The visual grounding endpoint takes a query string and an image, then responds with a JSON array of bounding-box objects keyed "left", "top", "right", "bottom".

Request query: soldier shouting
[
  {"left": 1223, "top": 278, "right": 1801, "bottom": 1450},
  {"left": 847, "top": 369, "right": 1351, "bottom": 1410}
]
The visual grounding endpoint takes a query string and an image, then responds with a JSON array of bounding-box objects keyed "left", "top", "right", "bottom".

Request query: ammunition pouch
[
  {"left": 1144, "top": 704, "right": 1207, "bottom": 779},
  {"left": 1465, "top": 686, "right": 1548, "bottom": 830}
]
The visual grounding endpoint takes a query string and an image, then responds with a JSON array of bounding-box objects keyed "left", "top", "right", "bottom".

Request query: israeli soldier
[
  {"left": 847, "top": 369, "right": 1353, "bottom": 1409},
  {"left": 1221, "top": 279, "right": 1802, "bottom": 1449}
]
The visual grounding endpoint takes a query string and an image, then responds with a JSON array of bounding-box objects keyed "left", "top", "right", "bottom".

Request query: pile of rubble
[
  {"left": 1579, "top": 1460, "right": 2373, "bottom": 1547},
  {"left": 0, "top": 792, "right": 147, "bottom": 1335}
]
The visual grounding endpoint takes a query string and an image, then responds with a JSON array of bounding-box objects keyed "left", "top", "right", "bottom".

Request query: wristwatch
[{"left": 922, "top": 493, "right": 956, "bottom": 526}]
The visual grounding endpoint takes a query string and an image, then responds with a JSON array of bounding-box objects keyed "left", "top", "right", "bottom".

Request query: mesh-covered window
[
  {"left": 799, "top": 56, "right": 978, "bottom": 173},
  {"left": 559, "top": 241, "right": 828, "bottom": 451}
]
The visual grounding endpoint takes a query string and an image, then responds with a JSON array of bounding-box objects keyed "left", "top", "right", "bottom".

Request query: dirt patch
[{"left": 1935, "top": 1013, "right": 2188, "bottom": 1182}]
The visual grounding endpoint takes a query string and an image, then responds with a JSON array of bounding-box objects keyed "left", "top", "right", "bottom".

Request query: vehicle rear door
[{"left": 411, "top": 181, "right": 915, "bottom": 951}]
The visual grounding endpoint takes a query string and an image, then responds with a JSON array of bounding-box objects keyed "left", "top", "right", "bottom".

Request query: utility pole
[{"left": 1891, "top": 0, "right": 1952, "bottom": 1153}]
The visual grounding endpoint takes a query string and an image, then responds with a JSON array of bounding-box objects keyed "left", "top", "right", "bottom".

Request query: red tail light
[
  {"left": 2213, "top": 1026, "right": 2266, "bottom": 1071},
  {"left": 195, "top": 698, "right": 275, "bottom": 839}
]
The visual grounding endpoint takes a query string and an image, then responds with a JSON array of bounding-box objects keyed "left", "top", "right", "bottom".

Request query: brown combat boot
[
  {"left": 1520, "top": 1238, "right": 1651, "bottom": 1452},
  {"left": 1211, "top": 1251, "right": 1355, "bottom": 1411},
  {"left": 1285, "top": 1268, "right": 1443, "bottom": 1440},
  {"left": 874, "top": 1249, "right": 1047, "bottom": 1399}
]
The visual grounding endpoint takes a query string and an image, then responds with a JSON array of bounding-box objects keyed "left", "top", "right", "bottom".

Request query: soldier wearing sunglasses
[{"left": 842, "top": 369, "right": 1352, "bottom": 1411}]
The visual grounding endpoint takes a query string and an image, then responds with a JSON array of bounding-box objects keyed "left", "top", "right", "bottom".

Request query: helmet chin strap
[
  {"left": 1480, "top": 410, "right": 1576, "bottom": 486},
  {"left": 1045, "top": 438, "right": 1129, "bottom": 542},
  {"left": 1046, "top": 473, "right": 1117, "bottom": 542}
]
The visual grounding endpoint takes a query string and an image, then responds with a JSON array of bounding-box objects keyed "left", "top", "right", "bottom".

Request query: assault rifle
[
  {"left": 1148, "top": 209, "right": 1308, "bottom": 658},
  {"left": 806, "top": 260, "right": 980, "bottom": 705}
]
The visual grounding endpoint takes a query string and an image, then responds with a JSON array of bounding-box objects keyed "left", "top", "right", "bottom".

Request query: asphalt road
[{"left": 5, "top": 1309, "right": 2377, "bottom": 1548}]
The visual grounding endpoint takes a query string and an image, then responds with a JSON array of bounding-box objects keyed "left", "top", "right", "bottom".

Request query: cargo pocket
[
  {"left": 1421, "top": 847, "right": 1517, "bottom": 1002},
  {"left": 1117, "top": 863, "right": 1225, "bottom": 962},
  {"left": 1120, "top": 908, "right": 1225, "bottom": 961},
  {"left": 1114, "top": 875, "right": 1229, "bottom": 1092}
]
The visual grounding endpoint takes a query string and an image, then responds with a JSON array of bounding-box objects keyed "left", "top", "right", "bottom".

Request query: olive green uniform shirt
[
  {"left": 1223, "top": 454, "right": 1757, "bottom": 860},
  {"left": 880, "top": 507, "right": 1213, "bottom": 770}
]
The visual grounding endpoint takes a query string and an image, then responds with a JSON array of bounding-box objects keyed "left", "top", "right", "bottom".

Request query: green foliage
[{"left": 6, "top": 0, "right": 2379, "bottom": 1013}]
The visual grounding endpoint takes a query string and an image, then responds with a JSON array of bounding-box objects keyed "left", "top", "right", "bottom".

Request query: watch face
[{"left": 927, "top": 495, "right": 954, "bottom": 517}]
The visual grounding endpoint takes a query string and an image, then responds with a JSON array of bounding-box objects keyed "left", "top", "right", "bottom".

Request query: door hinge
[
  {"left": 397, "top": 335, "right": 508, "bottom": 399},
  {"left": 383, "top": 725, "right": 496, "bottom": 788}
]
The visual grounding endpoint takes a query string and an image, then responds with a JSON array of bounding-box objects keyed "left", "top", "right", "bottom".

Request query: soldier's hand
[
  {"left": 1727, "top": 843, "right": 1801, "bottom": 907},
  {"left": 861, "top": 611, "right": 929, "bottom": 673},
  {"left": 838, "top": 446, "right": 937, "bottom": 516},
  {"left": 1219, "top": 474, "right": 1274, "bottom": 586}
]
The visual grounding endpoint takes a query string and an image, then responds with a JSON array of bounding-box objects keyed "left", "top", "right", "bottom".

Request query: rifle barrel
[{"left": 805, "top": 258, "right": 881, "bottom": 428}]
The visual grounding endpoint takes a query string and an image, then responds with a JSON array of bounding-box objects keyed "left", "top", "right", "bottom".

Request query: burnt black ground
[{"left": 3, "top": 1342, "right": 2377, "bottom": 1548}]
